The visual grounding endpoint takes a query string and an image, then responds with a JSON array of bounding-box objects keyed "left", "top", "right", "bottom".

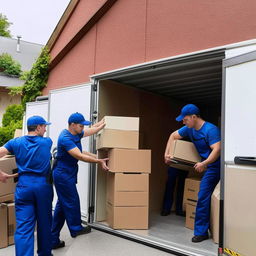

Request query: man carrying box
[
  {"left": 0, "top": 116, "right": 53, "bottom": 256},
  {"left": 165, "top": 104, "right": 221, "bottom": 243},
  {"left": 51, "top": 112, "right": 109, "bottom": 249}
]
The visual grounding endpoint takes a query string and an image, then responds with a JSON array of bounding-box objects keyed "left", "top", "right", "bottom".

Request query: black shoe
[
  {"left": 176, "top": 211, "right": 186, "bottom": 217},
  {"left": 192, "top": 235, "right": 209, "bottom": 243},
  {"left": 52, "top": 240, "right": 65, "bottom": 249},
  {"left": 160, "top": 210, "right": 171, "bottom": 216},
  {"left": 71, "top": 226, "right": 91, "bottom": 238}
]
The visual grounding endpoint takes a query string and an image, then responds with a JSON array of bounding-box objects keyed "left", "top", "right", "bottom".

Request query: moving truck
[{"left": 25, "top": 40, "right": 256, "bottom": 256}]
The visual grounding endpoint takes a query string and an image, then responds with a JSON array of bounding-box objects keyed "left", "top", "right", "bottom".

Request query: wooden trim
[
  {"left": 49, "top": 0, "right": 118, "bottom": 70},
  {"left": 46, "top": 0, "right": 80, "bottom": 51}
]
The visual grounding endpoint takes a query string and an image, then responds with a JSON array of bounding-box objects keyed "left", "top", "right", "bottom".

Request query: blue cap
[
  {"left": 27, "top": 116, "right": 51, "bottom": 126},
  {"left": 176, "top": 104, "right": 200, "bottom": 121},
  {"left": 68, "top": 112, "right": 92, "bottom": 126}
]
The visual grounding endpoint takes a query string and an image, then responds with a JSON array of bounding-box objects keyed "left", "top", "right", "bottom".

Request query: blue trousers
[
  {"left": 15, "top": 174, "right": 53, "bottom": 256},
  {"left": 194, "top": 167, "right": 220, "bottom": 236},
  {"left": 162, "top": 167, "right": 188, "bottom": 213},
  {"left": 51, "top": 167, "right": 83, "bottom": 246}
]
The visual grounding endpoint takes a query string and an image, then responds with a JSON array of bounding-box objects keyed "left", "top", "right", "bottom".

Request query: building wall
[{"left": 44, "top": 0, "right": 256, "bottom": 94}]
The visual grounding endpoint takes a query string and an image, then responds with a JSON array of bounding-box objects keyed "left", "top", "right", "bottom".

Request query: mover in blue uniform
[
  {"left": 52, "top": 112, "right": 109, "bottom": 249},
  {"left": 0, "top": 116, "right": 53, "bottom": 256},
  {"left": 165, "top": 104, "right": 220, "bottom": 243}
]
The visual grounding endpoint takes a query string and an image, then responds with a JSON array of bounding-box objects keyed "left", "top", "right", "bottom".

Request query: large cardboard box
[
  {"left": 0, "top": 157, "right": 17, "bottom": 197},
  {"left": 107, "top": 203, "right": 148, "bottom": 229},
  {"left": 210, "top": 182, "right": 220, "bottom": 244},
  {"left": 107, "top": 172, "right": 149, "bottom": 192},
  {"left": 0, "top": 203, "right": 8, "bottom": 248},
  {"left": 108, "top": 149, "right": 151, "bottom": 173},
  {"left": 102, "top": 116, "right": 139, "bottom": 131},
  {"left": 185, "top": 201, "right": 197, "bottom": 230},
  {"left": 183, "top": 178, "right": 201, "bottom": 211},
  {"left": 96, "top": 129, "right": 139, "bottom": 150},
  {"left": 0, "top": 193, "right": 14, "bottom": 203},
  {"left": 107, "top": 172, "right": 149, "bottom": 206},
  {"left": 7, "top": 203, "right": 15, "bottom": 245},
  {"left": 169, "top": 140, "right": 201, "bottom": 171}
]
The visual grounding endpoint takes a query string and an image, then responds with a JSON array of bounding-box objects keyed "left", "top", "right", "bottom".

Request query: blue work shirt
[
  {"left": 56, "top": 129, "right": 84, "bottom": 171},
  {"left": 178, "top": 122, "right": 221, "bottom": 168},
  {"left": 4, "top": 136, "right": 52, "bottom": 176}
]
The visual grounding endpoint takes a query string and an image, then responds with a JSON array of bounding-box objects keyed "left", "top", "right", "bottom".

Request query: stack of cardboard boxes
[
  {"left": 183, "top": 177, "right": 201, "bottom": 230},
  {"left": 0, "top": 156, "right": 17, "bottom": 249},
  {"left": 96, "top": 116, "right": 151, "bottom": 229}
]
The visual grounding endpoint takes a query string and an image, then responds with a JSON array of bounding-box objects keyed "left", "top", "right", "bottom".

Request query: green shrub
[
  {"left": 0, "top": 53, "right": 22, "bottom": 76},
  {"left": 2, "top": 104, "right": 24, "bottom": 127},
  {"left": 0, "top": 120, "right": 22, "bottom": 146}
]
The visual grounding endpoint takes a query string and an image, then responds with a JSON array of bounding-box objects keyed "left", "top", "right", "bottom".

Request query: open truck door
[{"left": 222, "top": 50, "right": 256, "bottom": 256}]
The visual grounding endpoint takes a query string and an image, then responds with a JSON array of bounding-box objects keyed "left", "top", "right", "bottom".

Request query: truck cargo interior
[{"left": 93, "top": 50, "right": 224, "bottom": 256}]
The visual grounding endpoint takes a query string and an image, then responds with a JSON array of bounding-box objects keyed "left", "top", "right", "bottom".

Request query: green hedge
[{"left": 0, "top": 105, "right": 23, "bottom": 146}]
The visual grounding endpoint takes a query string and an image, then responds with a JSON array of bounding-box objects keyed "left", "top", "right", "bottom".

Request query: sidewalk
[{"left": 1, "top": 224, "right": 173, "bottom": 256}]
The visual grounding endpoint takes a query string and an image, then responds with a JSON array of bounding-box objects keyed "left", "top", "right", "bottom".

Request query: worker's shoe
[
  {"left": 71, "top": 226, "right": 91, "bottom": 238},
  {"left": 52, "top": 240, "right": 65, "bottom": 249},
  {"left": 160, "top": 210, "right": 171, "bottom": 216},
  {"left": 191, "top": 235, "right": 209, "bottom": 243}
]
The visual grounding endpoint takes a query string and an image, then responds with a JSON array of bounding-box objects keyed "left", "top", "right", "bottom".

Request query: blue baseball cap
[
  {"left": 68, "top": 112, "right": 92, "bottom": 126},
  {"left": 27, "top": 116, "right": 51, "bottom": 126},
  {"left": 176, "top": 104, "right": 200, "bottom": 122}
]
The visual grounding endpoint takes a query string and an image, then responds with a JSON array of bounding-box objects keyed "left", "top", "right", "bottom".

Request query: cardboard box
[
  {"left": 0, "top": 157, "right": 17, "bottom": 197},
  {"left": 107, "top": 172, "right": 149, "bottom": 192},
  {"left": 0, "top": 203, "right": 8, "bottom": 248},
  {"left": 183, "top": 178, "right": 201, "bottom": 211},
  {"left": 7, "top": 203, "right": 15, "bottom": 245},
  {"left": 169, "top": 140, "right": 201, "bottom": 171},
  {"left": 108, "top": 191, "right": 148, "bottom": 207},
  {"left": 107, "top": 172, "right": 149, "bottom": 206},
  {"left": 96, "top": 129, "right": 139, "bottom": 150},
  {"left": 172, "top": 140, "right": 201, "bottom": 163},
  {"left": 210, "top": 182, "right": 220, "bottom": 244},
  {"left": 102, "top": 116, "right": 139, "bottom": 131},
  {"left": 185, "top": 201, "right": 197, "bottom": 230},
  {"left": 14, "top": 129, "right": 22, "bottom": 138},
  {"left": 108, "top": 149, "right": 151, "bottom": 173},
  {"left": 107, "top": 203, "right": 148, "bottom": 229},
  {"left": 0, "top": 194, "right": 14, "bottom": 203}
]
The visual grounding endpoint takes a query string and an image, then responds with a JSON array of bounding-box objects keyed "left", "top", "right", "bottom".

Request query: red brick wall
[{"left": 43, "top": 0, "right": 256, "bottom": 94}]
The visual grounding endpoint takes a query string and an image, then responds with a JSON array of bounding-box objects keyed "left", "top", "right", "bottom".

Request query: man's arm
[
  {"left": 68, "top": 147, "right": 109, "bottom": 171},
  {"left": 91, "top": 118, "right": 105, "bottom": 128},
  {"left": 194, "top": 141, "right": 221, "bottom": 172},
  {"left": 82, "top": 151, "right": 97, "bottom": 159},
  {"left": 164, "top": 130, "right": 183, "bottom": 164},
  {"left": 83, "top": 124, "right": 105, "bottom": 137},
  {"left": 0, "top": 147, "right": 9, "bottom": 158}
]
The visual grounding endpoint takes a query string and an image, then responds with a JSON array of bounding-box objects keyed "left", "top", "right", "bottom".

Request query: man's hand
[
  {"left": 98, "top": 123, "right": 106, "bottom": 131},
  {"left": 99, "top": 158, "right": 109, "bottom": 171},
  {"left": 164, "top": 154, "right": 173, "bottom": 164},
  {"left": 0, "top": 171, "right": 9, "bottom": 183},
  {"left": 194, "top": 162, "right": 207, "bottom": 173}
]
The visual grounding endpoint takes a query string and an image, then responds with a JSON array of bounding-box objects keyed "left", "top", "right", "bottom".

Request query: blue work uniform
[
  {"left": 178, "top": 122, "right": 220, "bottom": 236},
  {"left": 162, "top": 167, "right": 188, "bottom": 214},
  {"left": 51, "top": 129, "right": 84, "bottom": 246},
  {"left": 4, "top": 136, "right": 53, "bottom": 256}
]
